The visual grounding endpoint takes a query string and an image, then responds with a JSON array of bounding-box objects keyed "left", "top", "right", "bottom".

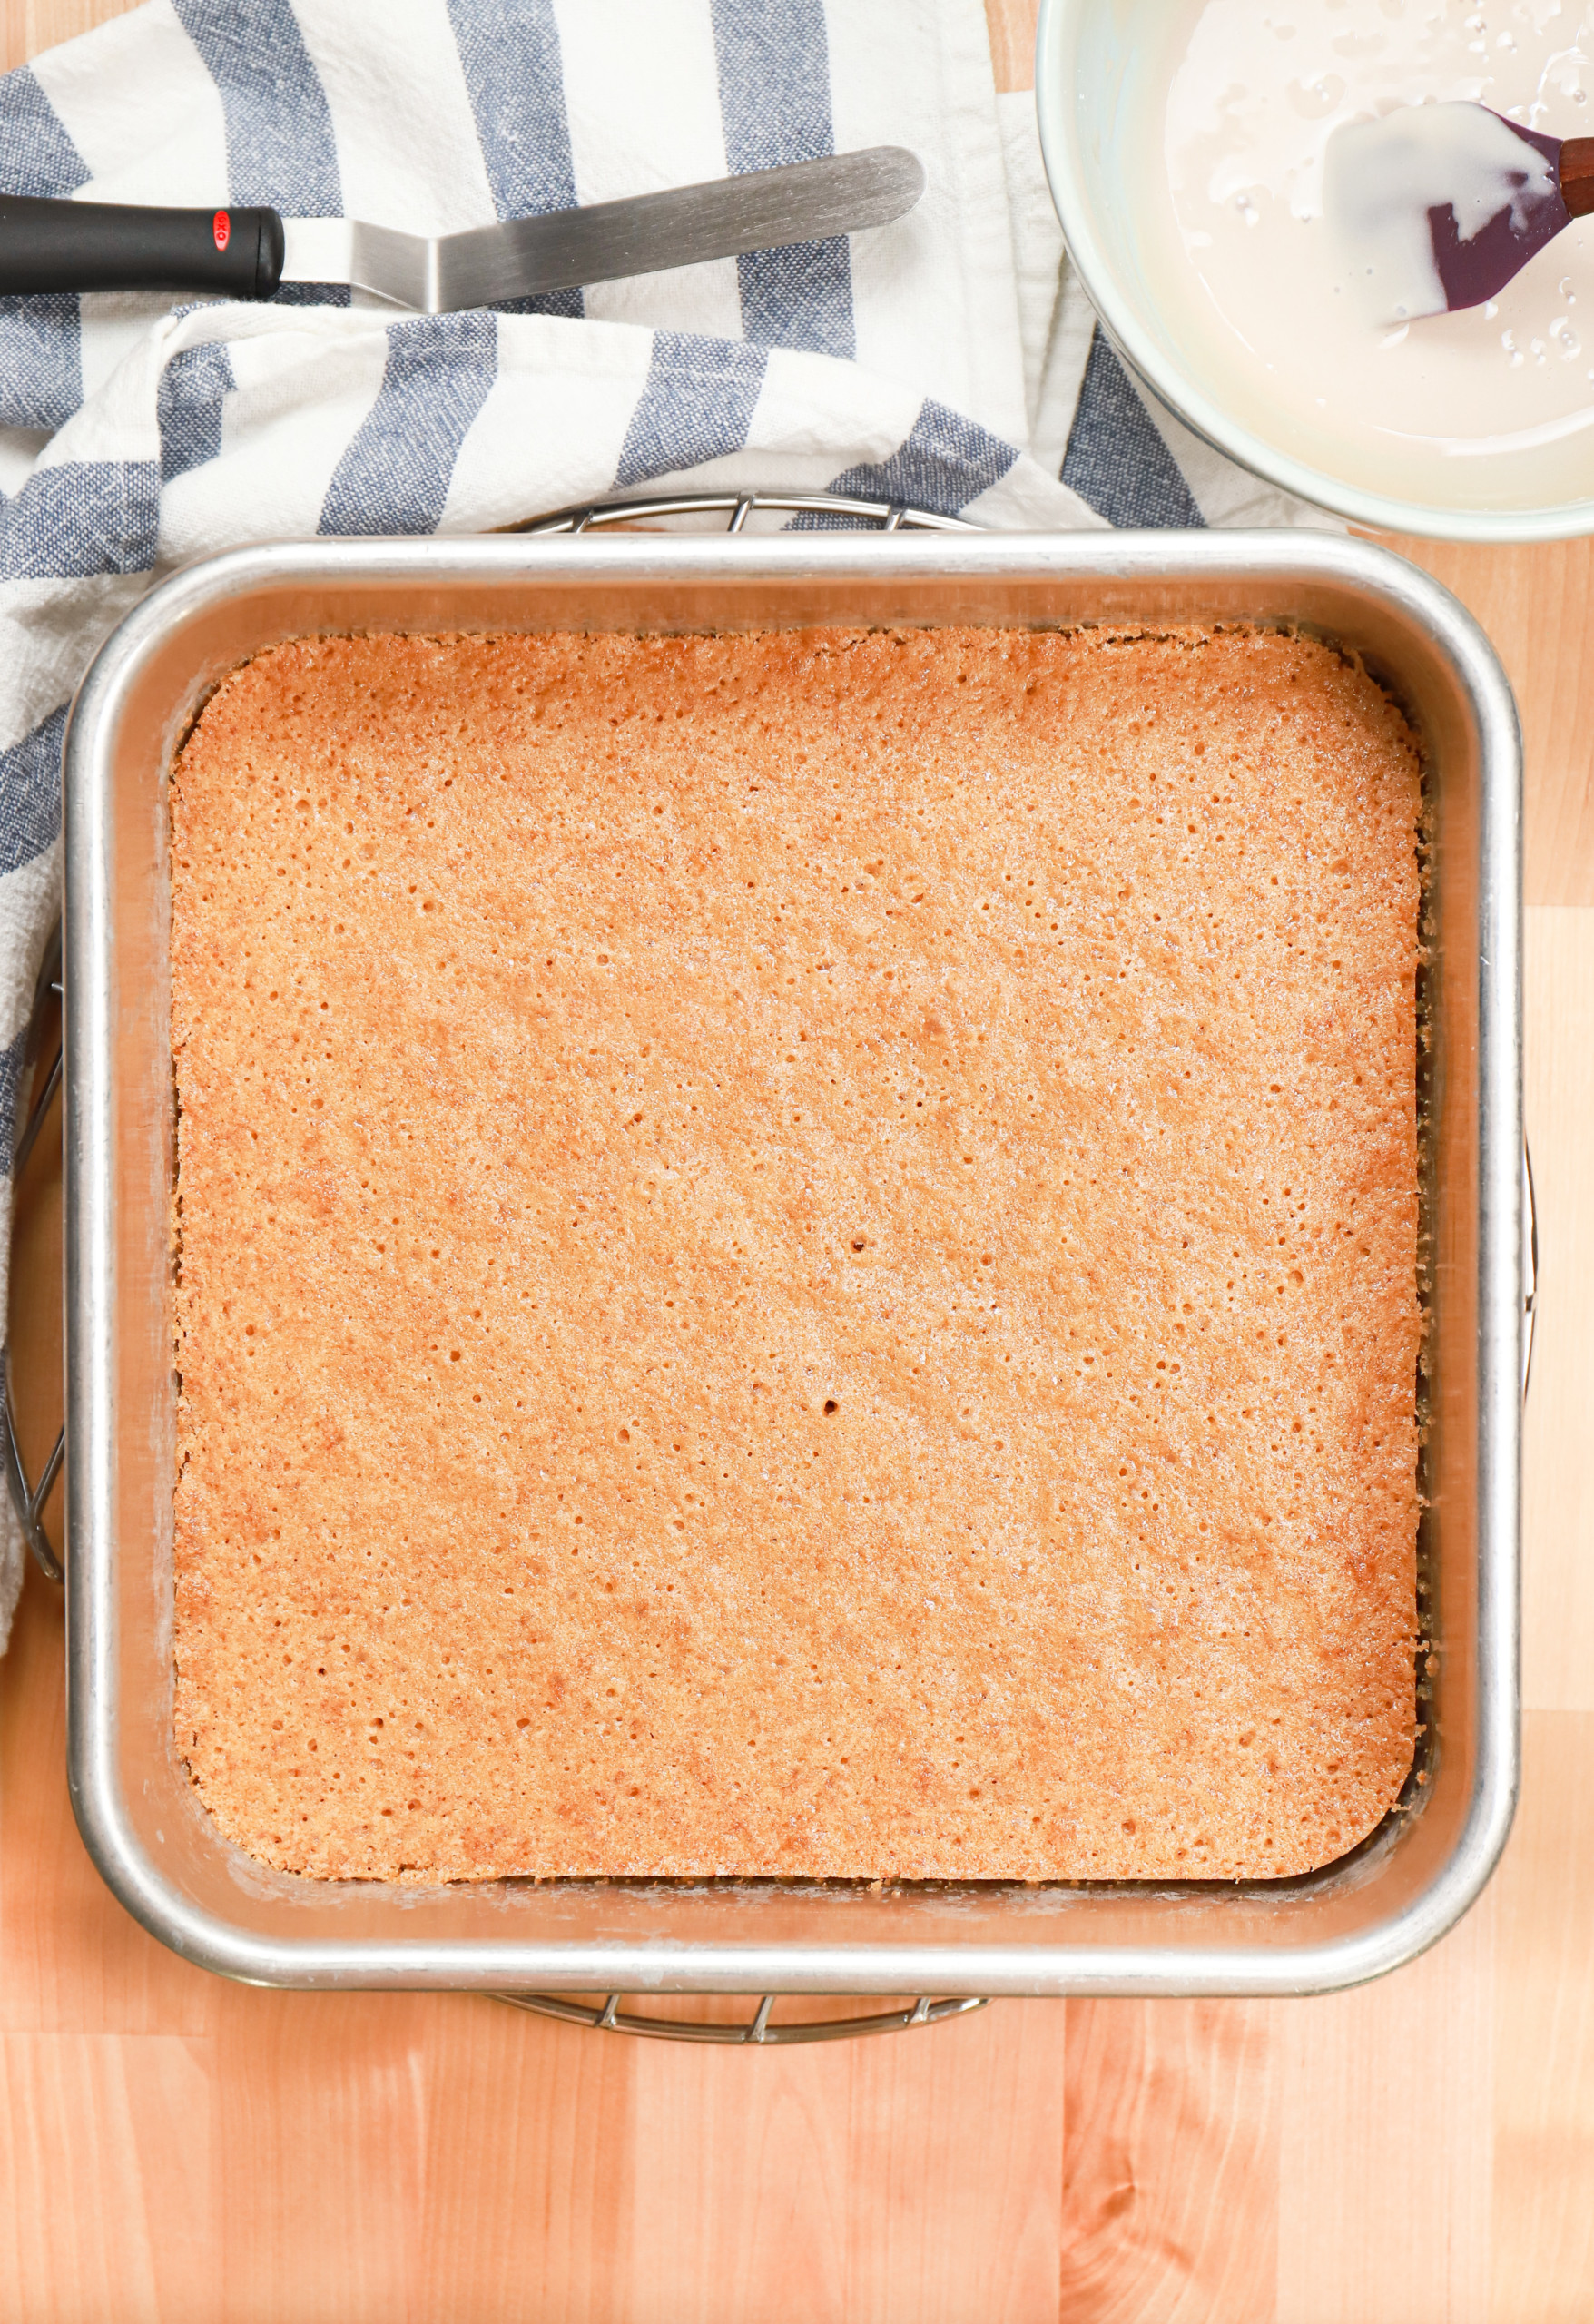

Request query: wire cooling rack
[
  {"left": 514, "top": 486, "right": 976, "bottom": 534},
  {"left": 497, "top": 1992, "right": 988, "bottom": 2044},
  {"left": 1, "top": 487, "right": 1540, "bottom": 2043}
]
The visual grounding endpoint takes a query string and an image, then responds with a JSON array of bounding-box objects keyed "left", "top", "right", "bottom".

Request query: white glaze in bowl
[{"left": 1035, "top": 0, "right": 1594, "bottom": 539}]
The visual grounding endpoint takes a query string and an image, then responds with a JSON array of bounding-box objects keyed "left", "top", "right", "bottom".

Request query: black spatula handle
[{"left": 0, "top": 195, "right": 284, "bottom": 298}]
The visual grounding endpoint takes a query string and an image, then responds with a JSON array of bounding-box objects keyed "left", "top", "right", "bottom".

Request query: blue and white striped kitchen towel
[{"left": 0, "top": 0, "right": 1326, "bottom": 1641}]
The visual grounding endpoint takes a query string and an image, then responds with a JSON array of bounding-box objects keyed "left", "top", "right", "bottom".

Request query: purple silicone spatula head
[{"left": 1324, "top": 102, "right": 1591, "bottom": 325}]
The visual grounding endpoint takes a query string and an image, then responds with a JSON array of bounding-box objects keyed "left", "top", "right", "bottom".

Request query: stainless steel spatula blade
[
  {"left": 282, "top": 147, "right": 926, "bottom": 313},
  {"left": 0, "top": 148, "right": 924, "bottom": 312}
]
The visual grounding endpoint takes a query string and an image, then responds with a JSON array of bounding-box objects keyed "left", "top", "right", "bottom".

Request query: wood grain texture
[
  {"left": 0, "top": 2032, "right": 216, "bottom": 2322},
  {"left": 986, "top": 0, "right": 1038, "bottom": 94},
  {"left": 1490, "top": 1711, "right": 1594, "bottom": 2324},
  {"left": 1059, "top": 2000, "right": 1279, "bottom": 2323},
  {"left": 0, "top": 0, "right": 121, "bottom": 73},
  {"left": 1, "top": 0, "right": 1592, "bottom": 2314},
  {"left": 621, "top": 2002, "right": 1065, "bottom": 2324},
  {"left": 214, "top": 1994, "right": 438, "bottom": 2324},
  {"left": 414, "top": 2002, "right": 638, "bottom": 2324},
  {"left": 1274, "top": 1892, "right": 1497, "bottom": 2324}
]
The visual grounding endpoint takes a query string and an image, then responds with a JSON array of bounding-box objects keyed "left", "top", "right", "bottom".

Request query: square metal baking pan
[{"left": 63, "top": 529, "right": 1522, "bottom": 1995}]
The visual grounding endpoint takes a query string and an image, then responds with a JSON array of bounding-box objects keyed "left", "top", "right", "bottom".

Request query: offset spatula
[
  {"left": 0, "top": 146, "right": 924, "bottom": 312},
  {"left": 1324, "top": 101, "right": 1594, "bottom": 323}
]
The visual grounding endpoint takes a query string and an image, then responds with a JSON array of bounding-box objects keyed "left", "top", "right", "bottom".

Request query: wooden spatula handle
[{"left": 1561, "top": 138, "right": 1594, "bottom": 218}]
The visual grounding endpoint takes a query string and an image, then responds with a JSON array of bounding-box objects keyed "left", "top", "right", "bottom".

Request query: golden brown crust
[{"left": 170, "top": 624, "right": 1421, "bottom": 1883}]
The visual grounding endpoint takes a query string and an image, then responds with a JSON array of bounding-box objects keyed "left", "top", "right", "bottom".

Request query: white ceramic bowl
[{"left": 1034, "top": 0, "right": 1594, "bottom": 542}]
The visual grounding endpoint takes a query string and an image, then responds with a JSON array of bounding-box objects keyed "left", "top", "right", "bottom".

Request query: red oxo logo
[{"left": 212, "top": 211, "right": 231, "bottom": 251}]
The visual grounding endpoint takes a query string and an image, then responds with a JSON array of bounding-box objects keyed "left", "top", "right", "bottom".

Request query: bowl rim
[{"left": 1032, "top": 0, "right": 1594, "bottom": 545}]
